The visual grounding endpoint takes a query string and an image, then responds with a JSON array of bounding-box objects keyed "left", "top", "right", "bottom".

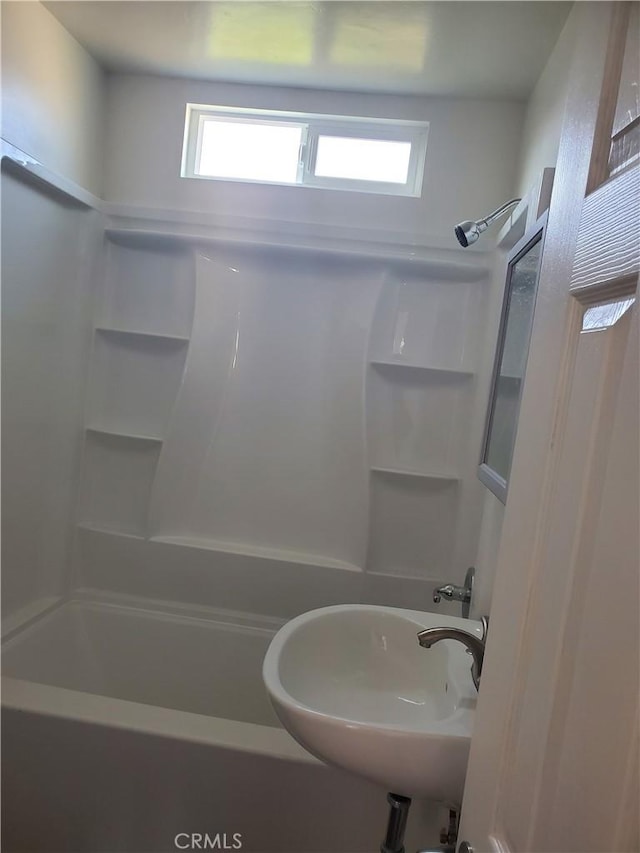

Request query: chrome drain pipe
[{"left": 380, "top": 792, "right": 411, "bottom": 853}]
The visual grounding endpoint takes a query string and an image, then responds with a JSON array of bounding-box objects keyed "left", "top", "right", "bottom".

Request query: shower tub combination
[{"left": 1, "top": 595, "right": 438, "bottom": 853}]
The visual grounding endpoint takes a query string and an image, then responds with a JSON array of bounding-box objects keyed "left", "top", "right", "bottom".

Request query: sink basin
[{"left": 263, "top": 604, "right": 480, "bottom": 803}]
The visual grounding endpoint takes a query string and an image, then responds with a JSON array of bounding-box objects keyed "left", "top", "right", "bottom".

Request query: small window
[
  {"left": 181, "top": 104, "right": 428, "bottom": 196},
  {"left": 314, "top": 136, "right": 412, "bottom": 184},
  {"left": 197, "top": 119, "right": 304, "bottom": 184}
]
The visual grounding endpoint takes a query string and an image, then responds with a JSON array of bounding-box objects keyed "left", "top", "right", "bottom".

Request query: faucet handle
[
  {"left": 432, "top": 567, "right": 475, "bottom": 618},
  {"left": 433, "top": 584, "right": 457, "bottom": 603},
  {"left": 480, "top": 615, "right": 489, "bottom": 641}
]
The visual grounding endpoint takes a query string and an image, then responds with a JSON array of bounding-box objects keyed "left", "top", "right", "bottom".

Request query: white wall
[
  {"left": 102, "top": 73, "right": 524, "bottom": 247},
  {"left": 1, "top": 2, "right": 106, "bottom": 625},
  {"left": 472, "top": 5, "right": 579, "bottom": 617},
  {"left": 1, "top": 165, "right": 101, "bottom": 626},
  {"left": 1, "top": 1, "right": 105, "bottom": 194},
  {"left": 516, "top": 8, "right": 578, "bottom": 200}
]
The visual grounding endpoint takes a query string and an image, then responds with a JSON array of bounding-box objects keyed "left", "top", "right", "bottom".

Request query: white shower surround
[
  {"left": 71, "top": 213, "right": 490, "bottom": 617},
  {"left": 149, "top": 248, "right": 381, "bottom": 566}
]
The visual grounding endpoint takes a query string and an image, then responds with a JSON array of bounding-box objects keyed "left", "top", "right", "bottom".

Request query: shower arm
[{"left": 477, "top": 198, "right": 521, "bottom": 229}]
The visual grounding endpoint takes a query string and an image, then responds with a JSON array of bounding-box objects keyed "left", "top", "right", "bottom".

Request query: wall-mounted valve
[{"left": 433, "top": 567, "right": 474, "bottom": 618}]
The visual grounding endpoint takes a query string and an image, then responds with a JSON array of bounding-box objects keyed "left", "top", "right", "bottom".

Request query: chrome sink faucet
[{"left": 417, "top": 617, "right": 488, "bottom": 691}]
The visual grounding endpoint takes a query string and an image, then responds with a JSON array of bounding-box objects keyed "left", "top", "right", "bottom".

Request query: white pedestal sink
[{"left": 263, "top": 604, "right": 481, "bottom": 804}]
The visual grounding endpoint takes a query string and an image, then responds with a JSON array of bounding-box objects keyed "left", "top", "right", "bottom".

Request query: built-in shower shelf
[
  {"left": 370, "top": 360, "right": 474, "bottom": 377},
  {"left": 85, "top": 426, "right": 164, "bottom": 443},
  {"left": 76, "top": 522, "right": 146, "bottom": 541},
  {"left": 152, "top": 534, "right": 364, "bottom": 573},
  {"left": 104, "top": 227, "right": 491, "bottom": 281},
  {"left": 371, "top": 466, "right": 460, "bottom": 482},
  {"left": 95, "top": 327, "right": 190, "bottom": 344}
]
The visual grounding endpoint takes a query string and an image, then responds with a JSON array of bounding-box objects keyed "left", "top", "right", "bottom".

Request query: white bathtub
[{"left": 1, "top": 596, "right": 438, "bottom": 852}]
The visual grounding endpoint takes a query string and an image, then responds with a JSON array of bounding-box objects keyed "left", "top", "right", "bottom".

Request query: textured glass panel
[
  {"left": 611, "top": 3, "right": 639, "bottom": 137},
  {"left": 582, "top": 298, "right": 636, "bottom": 332},
  {"left": 609, "top": 121, "right": 640, "bottom": 176},
  {"left": 608, "top": 4, "right": 639, "bottom": 176},
  {"left": 314, "top": 136, "right": 411, "bottom": 183}
]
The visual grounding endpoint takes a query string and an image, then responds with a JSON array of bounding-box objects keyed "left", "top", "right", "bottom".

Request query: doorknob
[{"left": 458, "top": 843, "right": 474, "bottom": 853}]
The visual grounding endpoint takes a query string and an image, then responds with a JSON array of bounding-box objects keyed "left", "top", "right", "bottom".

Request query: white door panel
[{"left": 459, "top": 4, "right": 639, "bottom": 850}]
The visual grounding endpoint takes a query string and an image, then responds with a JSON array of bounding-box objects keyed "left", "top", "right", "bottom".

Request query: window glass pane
[
  {"left": 314, "top": 136, "right": 411, "bottom": 183},
  {"left": 197, "top": 120, "right": 302, "bottom": 183}
]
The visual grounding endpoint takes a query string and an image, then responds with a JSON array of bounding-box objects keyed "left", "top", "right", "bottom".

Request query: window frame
[{"left": 181, "top": 104, "right": 428, "bottom": 197}]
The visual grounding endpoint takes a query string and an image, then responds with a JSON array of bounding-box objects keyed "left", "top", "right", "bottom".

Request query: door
[{"left": 458, "top": 4, "right": 639, "bottom": 851}]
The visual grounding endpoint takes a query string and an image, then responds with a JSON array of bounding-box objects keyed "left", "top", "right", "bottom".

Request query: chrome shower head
[
  {"left": 454, "top": 220, "right": 486, "bottom": 248},
  {"left": 454, "top": 198, "right": 522, "bottom": 248}
]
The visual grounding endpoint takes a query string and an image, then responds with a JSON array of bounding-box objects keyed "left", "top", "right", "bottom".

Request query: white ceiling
[{"left": 44, "top": 1, "right": 572, "bottom": 100}]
